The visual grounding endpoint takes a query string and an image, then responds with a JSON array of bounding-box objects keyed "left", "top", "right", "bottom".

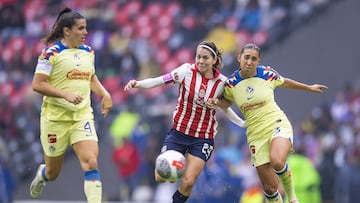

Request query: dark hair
[
  {"left": 43, "top": 8, "right": 85, "bottom": 45},
  {"left": 240, "top": 43, "right": 261, "bottom": 57},
  {"left": 198, "top": 41, "right": 223, "bottom": 70}
]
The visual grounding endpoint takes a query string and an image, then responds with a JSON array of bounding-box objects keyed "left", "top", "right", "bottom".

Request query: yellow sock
[
  {"left": 84, "top": 180, "right": 102, "bottom": 203},
  {"left": 275, "top": 163, "right": 297, "bottom": 202}
]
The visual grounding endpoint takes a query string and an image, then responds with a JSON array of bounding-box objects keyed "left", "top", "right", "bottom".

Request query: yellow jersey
[
  {"left": 35, "top": 41, "right": 95, "bottom": 121},
  {"left": 224, "top": 66, "right": 290, "bottom": 142}
]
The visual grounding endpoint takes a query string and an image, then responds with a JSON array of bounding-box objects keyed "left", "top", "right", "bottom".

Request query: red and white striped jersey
[{"left": 162, "top": 63, "right": 227, "bottom": 139}]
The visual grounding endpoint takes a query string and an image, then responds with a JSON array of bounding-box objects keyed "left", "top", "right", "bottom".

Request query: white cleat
[{"left": 30, "top": 164, "right": 46, "bottom": 198}]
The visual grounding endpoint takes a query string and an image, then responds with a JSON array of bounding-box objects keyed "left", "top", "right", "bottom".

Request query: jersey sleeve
[
  {"left": 162, "top": 63, "right": 191, "bottom": 84},
  {"left": 221, "top": 72, "right": 237, "bottom": 102},
  {"left": 223, "top": 86, "right": 234, "bottom": 102},
  {"left": 34, "top": 45, "right": 59, "bottom": 75},
  {"left": 264, "top": 66, "right": 284, "bottom": 89},
  {"left": 34, "top": 58, "right": 53, "bottom": 75}
]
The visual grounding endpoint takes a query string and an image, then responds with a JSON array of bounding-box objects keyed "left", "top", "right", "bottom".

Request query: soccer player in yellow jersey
[
  {"left": 207, "top": 44, "right": 327, "bottom": 203},
  {"left": 29, "top": 8, "right": 112, "bottom": 203}
]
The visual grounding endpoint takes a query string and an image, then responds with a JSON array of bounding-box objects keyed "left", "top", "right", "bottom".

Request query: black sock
[{"left": 172, "top": 190, "right": 189, "bottom": 203}]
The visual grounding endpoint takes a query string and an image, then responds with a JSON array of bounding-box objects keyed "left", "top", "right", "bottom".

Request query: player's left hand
[
  {"left": 101, "top": 94, "right": 112, "bottom": 117},
  {"left": 310, "top": 84, "right": 328, "bottom": 93}
]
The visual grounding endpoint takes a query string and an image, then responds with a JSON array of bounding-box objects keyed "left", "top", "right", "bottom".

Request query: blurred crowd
[{"left": 2, "top": 0, "right": 359, "bottom": 202}]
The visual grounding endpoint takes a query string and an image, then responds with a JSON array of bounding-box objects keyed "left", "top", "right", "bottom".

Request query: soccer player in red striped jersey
[{"left": 124, "top": 41, "right": 246, "bottom": 203}]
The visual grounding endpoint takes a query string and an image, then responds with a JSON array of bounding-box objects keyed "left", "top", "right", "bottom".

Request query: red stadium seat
[
  {"left": 175, "top": 48, "right": 193, "bottom": 64},
  {"left": 102, "top": 75, "right": 121, "bottom": 93},
  {"left": 236, "top": 30, "right": 252, "bottom": 47},
  {"left": 161, "top": 59, "right": 180, "bottom": 74},
  {"left": 145, "top": 2, "right": 163, "bottom": 19},
  {"left": 252, "top": 30, "right": 269, "bottom": 46},
  {"left": 155, "top": 46, "right": 171, "bottom": 64}
]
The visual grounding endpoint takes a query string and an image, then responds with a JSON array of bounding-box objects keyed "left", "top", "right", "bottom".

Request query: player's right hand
[
  {"left": 124, "top": 80, "right": 138, "bottom": 91},
  {"left": 206, "top": 98, "right": 218, "bottom": 109}
]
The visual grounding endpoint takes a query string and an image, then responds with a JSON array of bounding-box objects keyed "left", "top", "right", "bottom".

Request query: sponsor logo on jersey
[{"left": 66, "top": 69, "right": 91, "bottom": 80}]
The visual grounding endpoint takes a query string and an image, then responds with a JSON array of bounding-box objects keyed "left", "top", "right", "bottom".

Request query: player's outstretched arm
[
  {"left": 281, "top": 78, "right": 328, "bottom": 93},
  {"left": 124, "top": 76, "right": 166, "bottom": 91}
]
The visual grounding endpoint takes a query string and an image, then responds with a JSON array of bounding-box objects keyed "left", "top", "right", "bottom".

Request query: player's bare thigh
[{"left": 270, "top": 137, "right": 292, "bottom": 170}]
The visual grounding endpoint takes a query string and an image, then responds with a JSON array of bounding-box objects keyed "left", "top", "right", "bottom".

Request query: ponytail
[{"left": 43, "top": 8, "right": 84, "bottom": 45}]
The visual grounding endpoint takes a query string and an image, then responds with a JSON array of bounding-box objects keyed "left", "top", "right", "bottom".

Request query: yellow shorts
[
  {"left": 40, "top": 117, "right": 98, "bottom": 157},
  {"left": 248, "top": 119, "right": 294, "bottom": 167}
]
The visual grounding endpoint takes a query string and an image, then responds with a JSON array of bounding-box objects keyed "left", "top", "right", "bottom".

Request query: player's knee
[
  {"left": 263, "top": 184, "right": 278, "bottom": 196},
  {"left": 180, "top": 176, "right": 195, "bottom": 191},
  {"left": 270, "top": 156, "right": 286, "bottom": 171}
]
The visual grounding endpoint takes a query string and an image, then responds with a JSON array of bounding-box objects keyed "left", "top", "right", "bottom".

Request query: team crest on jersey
[
  {"left": 74, "top": 53, "right": 81, "bottom": 67},
  {"left": 49, "top": 145, "right": 56, "bottom": 153},
  {"left": 74, "top": 53, "right": 80, "bottom": 61},
  {"left": 197, "top": 82, "right": 207, "bottom": 106},
  {"left": 173, "top": 72, "right": 179, "bottom": 81},
  {"left": 246, "top": 86, "right": 254, "bottom": 94},
  {"left": 196, "top": 89, "right": 206, "bottom": 105}
]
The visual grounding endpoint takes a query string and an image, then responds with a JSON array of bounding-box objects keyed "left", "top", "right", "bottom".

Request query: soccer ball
[{"left": 155, "top": 150, "right": 186, "bottom": 182}]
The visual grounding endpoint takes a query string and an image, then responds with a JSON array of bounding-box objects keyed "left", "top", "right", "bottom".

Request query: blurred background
[{"left": 1, "top": 0, "right": 360, "bottom": 202}]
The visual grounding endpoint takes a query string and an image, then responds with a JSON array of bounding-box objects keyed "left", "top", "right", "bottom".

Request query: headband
[{"left": 197, "top": 44, "right": 217, "bottom": 57}]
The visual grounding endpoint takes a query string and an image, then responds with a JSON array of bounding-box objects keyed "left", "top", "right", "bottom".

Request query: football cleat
[{"left": 30, "top": 164, "right": 46, "bottom": 198}]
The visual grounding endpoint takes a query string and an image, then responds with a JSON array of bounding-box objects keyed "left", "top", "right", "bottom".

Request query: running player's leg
[
  {"left": 30, "top": 118, "right": 68, "bottom": 198},
  {"left": 173, "top": 154, "right": 205, "bottom": 203},
  {"left": 256, "top": 163, "right": 283, "bottom": 203},
  {"left": 30, "top": 154, "right": 64, "bottom": 198},
  {"left": 271, "top": 137, "right": 298, "bottom": 202},
  {"left": 73, "top": 140, "right": 101, "bottom": 203},
  {"left": 43, "top": 155, "right": 65, "bottom": 180},
  {"left": 71, "top": 119, "right": 101, "bottom": 203}
]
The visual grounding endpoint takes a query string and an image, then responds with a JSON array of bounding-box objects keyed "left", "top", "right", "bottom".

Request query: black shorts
[{"left": 160, "top": 128, "right": 215, "bottom": 162}]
